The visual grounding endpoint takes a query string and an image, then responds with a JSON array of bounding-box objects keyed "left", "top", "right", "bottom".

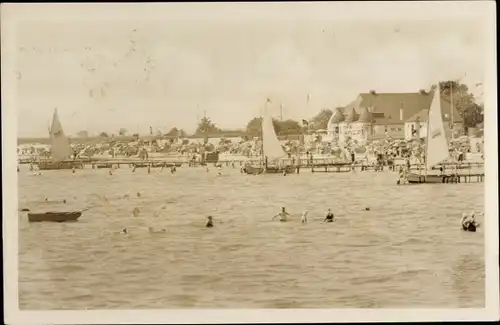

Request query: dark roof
[
  {"left": 329, "top": 107, "right": 345, "bottom": 123},
  {"left": 344, "top": 107, "right": 358, "bottom": 122},
  {"left": 357, "top": 107, "right": 373, "bottom": 123},
  {"left": 334, "top": 91, "right": 463, "bottom": 125}
]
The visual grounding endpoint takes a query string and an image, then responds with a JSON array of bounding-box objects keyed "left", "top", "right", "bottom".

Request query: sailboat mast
[
  {"left": 260, "top": 100, "right": 266, "bottom": 158},
  {"left": 450, "top": 82, "right": 454, "bottom": 140}
]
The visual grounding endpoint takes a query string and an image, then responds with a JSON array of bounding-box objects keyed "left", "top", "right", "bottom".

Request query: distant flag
[{"left": 266, "top": 97, "right": 272, "bottom": 103}]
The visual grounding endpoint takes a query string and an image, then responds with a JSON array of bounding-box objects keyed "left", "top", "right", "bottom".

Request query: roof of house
[
  {"left": 328, "top": 90, "right": 463, "bottom": 125},
  {"left": 344, "top": 107, "right": 358, "bottom": 122},
  {"left": 329, "top": 107, "right": 345, "bottom": 123},
  {"left": 357, "top": 107, "right": 373, "bottom": 123}
]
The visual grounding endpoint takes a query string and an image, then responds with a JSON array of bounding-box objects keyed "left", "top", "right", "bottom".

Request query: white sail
[
  {"left": 425, "top": 84, "right": 450, "bottom": 170},
  {"left": 262, "top": 106, "right": 286, "bottom": 161},
  {"left": 49, "top": 108, "right": 72, "bottom": 162}
]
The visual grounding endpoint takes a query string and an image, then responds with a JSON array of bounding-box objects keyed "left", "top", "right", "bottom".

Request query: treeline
[{"left": 86, "top": 80, "right": 483, "bottom": 139}]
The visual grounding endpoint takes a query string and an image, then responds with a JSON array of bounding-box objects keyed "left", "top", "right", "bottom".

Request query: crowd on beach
[{"left": 18, "top": 132, "right": 483, "bottom": 167}]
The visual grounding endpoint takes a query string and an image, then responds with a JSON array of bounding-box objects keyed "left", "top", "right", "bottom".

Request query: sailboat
[
  {"left": 405, "top": 83, "right": 456, "bottom": 184},
  {"left": 243, "top": 102, "right": 296, "bottom": 175},
  {"left": 38, "top": 108, "right": 84, "bottom": 170}
]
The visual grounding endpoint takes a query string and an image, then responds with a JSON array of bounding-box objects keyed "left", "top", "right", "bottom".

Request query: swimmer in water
[
  {"left": 120, "top": 228, "right": 128, "bottom": 235},
  {"left": 272, "top": 207, "right": 290, "bottom": 222},
  {"left": 301, "top": 210, "right": 308, "bottom": 224},
  {"left": 324, "top": 209, "right": 335, "bottom": 223},
  {"left": 461, "top": 211, "right": 480, "bottom": 231},
  {"left": 206, "top": 216, "right": 214, "bottom": 228},
  {"left": 109, "top": 170, "right": 113, "bottom": 175}
]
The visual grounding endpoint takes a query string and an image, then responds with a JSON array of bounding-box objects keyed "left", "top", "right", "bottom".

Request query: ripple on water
[{"left": 17, "top": 167, "right": 485, "bottom": 309}]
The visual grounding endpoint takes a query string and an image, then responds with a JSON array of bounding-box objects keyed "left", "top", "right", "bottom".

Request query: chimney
[{"left": 400, "top": 101, "right": 404, "bottom": 121}]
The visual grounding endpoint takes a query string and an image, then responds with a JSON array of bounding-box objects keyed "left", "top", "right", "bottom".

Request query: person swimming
[
  {"left": 120, "top": 228, "right": 128, "bottom": 235},
  {"left": 272, "top": 207, "right": 290, "bottom": 222},
  {"left": 301, "top": 210, "right": 308, "bottom": 224},
  {"left": 206, "top": 216, "right": 214, "bottom": 228},
  {"left": 461, "top": 211, "right": 480, "bottom": 232},
  {"left": 324, "top": 209, "right": 335, "bottom": 223}
]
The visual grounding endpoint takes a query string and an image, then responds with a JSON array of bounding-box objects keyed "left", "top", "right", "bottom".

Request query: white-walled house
[{"left": 327, "top": 90, "right": 463, "bottom": 145}]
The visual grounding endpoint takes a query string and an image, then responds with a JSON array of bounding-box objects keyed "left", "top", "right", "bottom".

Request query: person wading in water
[
  {"left": 206, "top": 216, "right": 214, "bottom": 228},
  {"left": 272, "top": 207, "right": 291, "bottom": 222},
  {"left": 324, "top": 209, "right": 335, "bottom": 223}
]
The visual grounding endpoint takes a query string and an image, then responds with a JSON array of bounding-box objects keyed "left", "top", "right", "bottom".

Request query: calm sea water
[{"left": 18, "top": 165, "right": 485, "bottom": 309}]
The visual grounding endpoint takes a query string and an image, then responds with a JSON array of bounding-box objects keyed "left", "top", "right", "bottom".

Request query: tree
[
  {"left": 246, "top": 117, "right": 262, "bottom": 136},
  {"left": 195, "top": 117, "right": 221, "bottom": 135},
  {"left": 310, "top": 108, "right": 333, "bottom": 130},
  {"left": 274, "top": 119, "right": 303, "bottom": 135},
  {"left": 432, "top": 81, "right": 484, "bottom": 128},
  {"left": 245, "top": 117, "right": 303, "bottom": 136},
  {"left": 166, "top": 127, "right": 187, "bottom": 137},
  {"left": 99, "top": 132, "right": 109, "bottom": 137},
  {"left": 118, "top": 128, "right": 127, "bottom": 136}
]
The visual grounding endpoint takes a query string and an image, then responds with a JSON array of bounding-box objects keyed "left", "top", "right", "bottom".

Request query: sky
[{"left": 5, "top": 3, "right": 490, "bottom": 137}]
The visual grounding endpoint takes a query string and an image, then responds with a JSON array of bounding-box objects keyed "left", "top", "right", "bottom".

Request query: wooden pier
[
  {"left": 311, "top": 163, "right": 353, "bottom": 173},
  {"left": 406, "top": 173, "right": 485, "bottom": 184},
  {"left": 22, "top": 155, "right": 484, "bottom": 175}
]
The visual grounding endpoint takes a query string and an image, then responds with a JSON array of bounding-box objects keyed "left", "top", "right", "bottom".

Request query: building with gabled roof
[{"left": 327, "top": 89, "right": 463, "bottom": 144}]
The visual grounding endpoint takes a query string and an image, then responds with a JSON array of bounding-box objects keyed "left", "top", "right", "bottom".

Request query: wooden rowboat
[{"left": 28, "top": 211, "right": 82, "bottom": 222}]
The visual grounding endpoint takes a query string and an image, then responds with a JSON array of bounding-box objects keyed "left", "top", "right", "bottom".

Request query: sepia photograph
[{"left": 2, "top": 2, "right": 498, "bottom": 324}]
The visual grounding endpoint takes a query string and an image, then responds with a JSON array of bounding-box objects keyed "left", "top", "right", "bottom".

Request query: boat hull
[
  {"left": 28, "top": 211, "right": 82, "bottom": 222},
  {"left": 406, "top": 173, "right": 460, "bottom": 184},
  {"left": 243, "top": 165, "right": 264, "bottom": 174}
]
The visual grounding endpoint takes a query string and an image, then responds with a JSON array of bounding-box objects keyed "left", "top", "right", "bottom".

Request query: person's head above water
[
  {"left": 207, "top": 216, "right": 212, "bottom": 220},
  {"left": 281, "top": 207, "right": 285, "bottom": 212}
]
